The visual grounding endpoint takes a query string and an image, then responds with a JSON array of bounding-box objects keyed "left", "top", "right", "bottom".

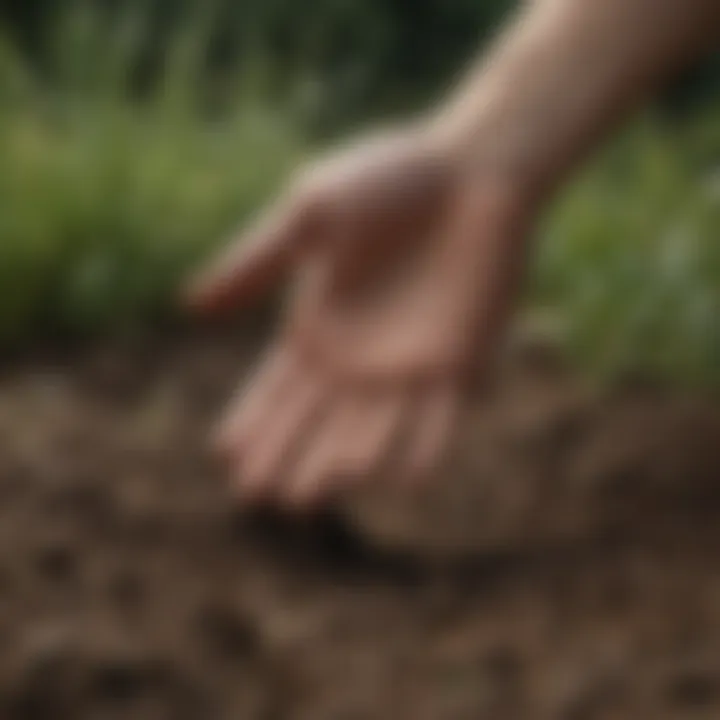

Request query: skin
[{"left": 185, "top": 0, "right": 720, "bottom": 511}]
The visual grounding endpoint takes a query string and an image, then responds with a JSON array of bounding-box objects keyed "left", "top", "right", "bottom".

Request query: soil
[{"left": 1, "top": 327, "right": 720, "bottom": 720}]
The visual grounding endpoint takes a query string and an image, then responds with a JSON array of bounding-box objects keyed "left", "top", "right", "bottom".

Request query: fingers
[
  {"left": 282, "top": 401, "right": 356, "bottom": 508},
  {"left": 237, "top": 371, "right": 327, "bottom": 503},
  {"left": 331, "top": 394, "right": 406, "bottom": 481},
  {"left": 217, "top": 358, "right": 460, "bottom": 511},
  {"left": 286, "top": 394, "right": 407, "bottom": 509},
  {"left": 213, "top": 346, "right": 294, "bottom": 455},
  {"left": 184, "top": 191, "right": 320, "bottom": 315},
  {"left": 399, "top": 386, "right": 458, "bottom": 484}
]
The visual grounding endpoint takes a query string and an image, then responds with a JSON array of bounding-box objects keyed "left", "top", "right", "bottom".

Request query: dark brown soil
[{"left": 1, "top": 328, "right": 720, "bottom": 720}]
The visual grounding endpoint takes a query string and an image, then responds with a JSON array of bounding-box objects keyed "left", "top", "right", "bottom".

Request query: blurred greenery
[
  {"left": 2, "top": 0, "right": 515, "bottom": 133},
  {"left": 534, "top": 114, "right": 720, "bottom": 387},
  {"left": 0, "top": 2, "right": 305, "bottom": 343},
  {"left": 0, "top": 1, "right": 718, "bottom": 387}
]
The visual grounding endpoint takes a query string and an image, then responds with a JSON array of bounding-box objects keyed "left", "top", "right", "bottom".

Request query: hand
[{"left": 185, "top": 123, "right": 535, "bottom": 510}]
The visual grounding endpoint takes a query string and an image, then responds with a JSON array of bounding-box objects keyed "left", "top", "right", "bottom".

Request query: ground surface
[{"left": 1, "top": 328, "right": 720, "bottom": 720}]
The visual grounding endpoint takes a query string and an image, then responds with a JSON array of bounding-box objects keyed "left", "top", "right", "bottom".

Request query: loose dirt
[{"left": 0, "top": 328, "right": 719, "bottom": 720}]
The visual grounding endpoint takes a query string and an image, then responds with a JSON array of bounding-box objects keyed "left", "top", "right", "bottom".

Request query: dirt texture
[{"left": 1, "top": 328, "right": 720, "bottom": 720}]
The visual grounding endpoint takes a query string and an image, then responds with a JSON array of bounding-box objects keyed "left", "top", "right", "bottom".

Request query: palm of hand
[{"left": 188, "top": 129, "right": 527, "bottom": 509}]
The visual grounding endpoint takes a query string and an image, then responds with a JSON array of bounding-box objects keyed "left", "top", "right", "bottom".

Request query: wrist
[{"left": 423, "top": 110, "right": 559, "bottom": 218}]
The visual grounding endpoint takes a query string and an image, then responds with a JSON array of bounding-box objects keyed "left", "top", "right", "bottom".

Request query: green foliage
[
  {"left": 534, "top": 114, "right": 720, "bottom": 387},
  {"left": 241, "top": 0, "right": 516, "bottom": 132},
  {"left": 2, "top": 0, "right": 518, "bottom": 136},
  {"left": 0, "top": 3, "right": 304, "bottom": 344}
]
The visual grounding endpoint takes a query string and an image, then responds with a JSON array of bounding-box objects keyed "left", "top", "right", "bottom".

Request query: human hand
[{"left": 186, "top": 123, "right": 535, "bottom": 510}]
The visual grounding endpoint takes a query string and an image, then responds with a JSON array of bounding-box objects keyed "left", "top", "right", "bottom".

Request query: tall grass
[
  {"left": 534, "top": 115, "right": 720, "bottom": 387},
  {"left": 0, "top": 3, "right": 305, "bottom": 344}
]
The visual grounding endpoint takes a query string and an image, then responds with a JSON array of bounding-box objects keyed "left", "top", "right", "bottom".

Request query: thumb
[{"left": 183, "top": 193, "right": 317, "bottom": 315}]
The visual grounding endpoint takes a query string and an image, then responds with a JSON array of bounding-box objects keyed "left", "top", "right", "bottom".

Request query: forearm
[{"left": 433, "top": 0, "right": 720, "bottom": 204}]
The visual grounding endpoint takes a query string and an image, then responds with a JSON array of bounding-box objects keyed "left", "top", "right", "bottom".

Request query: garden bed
[{"left": 0, "top": 328, "right": 719, "bottom": 719}]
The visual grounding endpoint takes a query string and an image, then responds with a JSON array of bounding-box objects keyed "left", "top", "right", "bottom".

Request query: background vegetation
[{"left": 0, "top": 0, "right": 718, "bottom": 385}]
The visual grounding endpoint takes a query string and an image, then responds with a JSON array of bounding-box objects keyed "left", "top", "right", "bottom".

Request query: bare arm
[{"left": 434, "top": 0, "right": 720, "bottom": 204}]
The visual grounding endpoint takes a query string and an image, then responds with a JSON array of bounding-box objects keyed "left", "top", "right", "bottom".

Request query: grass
[
  {"left": 534, "top": 115, "right": 720, "bottom": 387},
  {"left": 0, "top": 4, "right": 718, "bottom": 387},
  {"left": 0, "top": 3, "right": 305, "bottom": 344}
]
